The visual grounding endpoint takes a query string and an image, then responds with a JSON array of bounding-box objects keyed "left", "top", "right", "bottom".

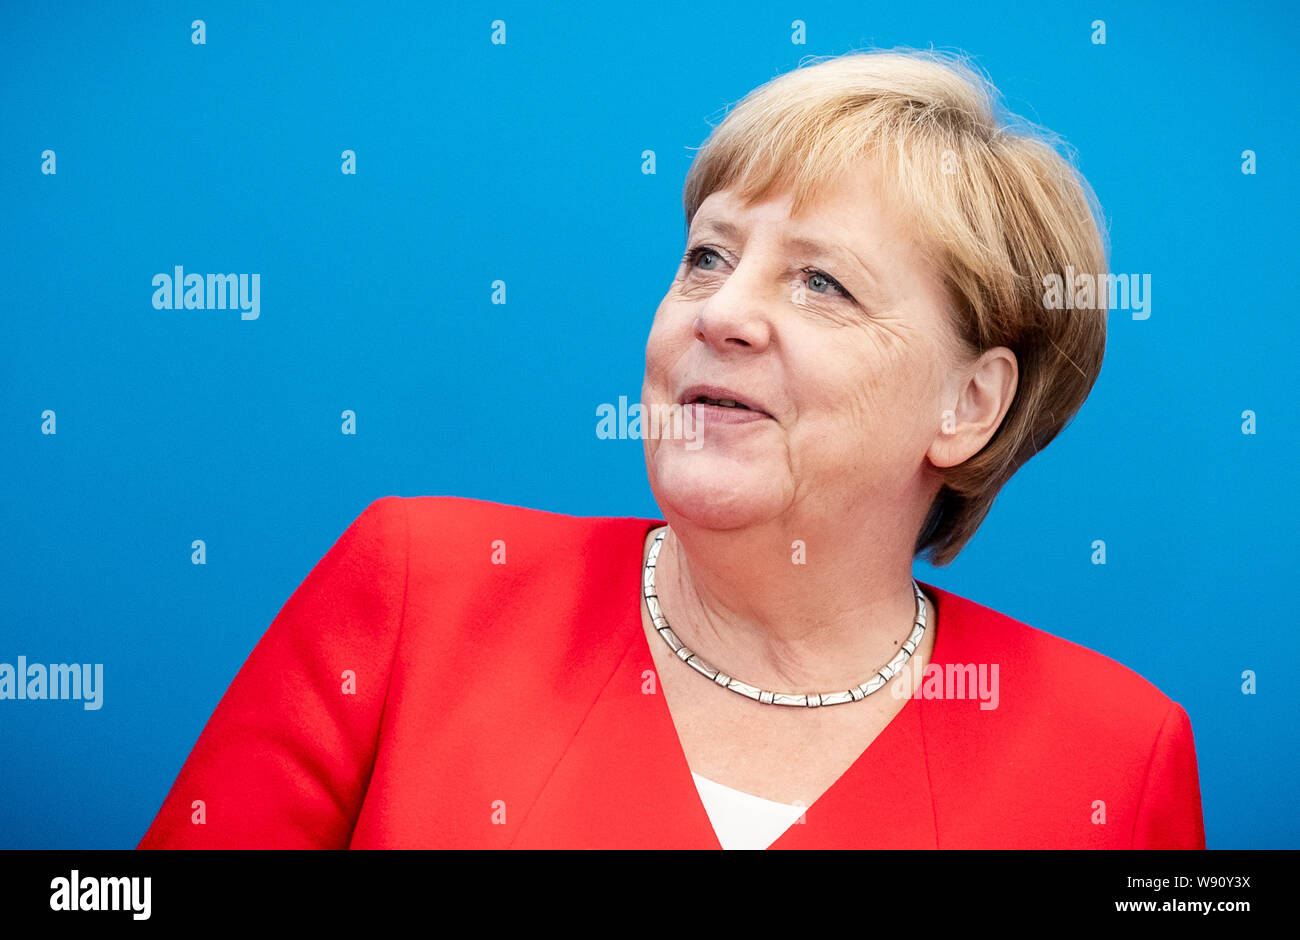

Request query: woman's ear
[{"left": 928, "top": 346, "right": 1018, "bottom": 469}]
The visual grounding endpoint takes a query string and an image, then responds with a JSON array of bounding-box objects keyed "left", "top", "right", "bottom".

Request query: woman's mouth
[
  {"left": 683, "top": 397, "right": 771, "bottom": 424},
  {"left": 679, "top": 384, "right": 773, "bottom": 418}
]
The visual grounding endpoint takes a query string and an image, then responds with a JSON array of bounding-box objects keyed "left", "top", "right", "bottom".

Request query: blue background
[{"left": 1, "top": 0, "right": 1296, "bottom": 849}]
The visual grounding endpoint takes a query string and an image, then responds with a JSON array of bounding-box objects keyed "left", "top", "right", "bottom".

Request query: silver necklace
[{"left": 642, "top": 528, "right": 929, "bottom": 707}]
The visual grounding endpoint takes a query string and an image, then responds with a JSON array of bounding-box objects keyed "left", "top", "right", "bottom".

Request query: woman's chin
[{"left": 651, "top": 459, "right": 788, "bottom": 531}]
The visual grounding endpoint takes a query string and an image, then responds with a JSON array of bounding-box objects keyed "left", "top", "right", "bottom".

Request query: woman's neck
[{"left": 650, "top": 513, "right": 933, "bottom": 693}]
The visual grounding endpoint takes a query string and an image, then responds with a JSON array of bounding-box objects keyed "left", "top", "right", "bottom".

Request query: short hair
[{"left": 681, "top": 48, "right": 1109, "bottom": 567}]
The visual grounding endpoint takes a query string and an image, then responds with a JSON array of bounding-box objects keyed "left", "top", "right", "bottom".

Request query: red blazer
[{"left": 138, "top": 496, "right": 1206, "bottom": 849}]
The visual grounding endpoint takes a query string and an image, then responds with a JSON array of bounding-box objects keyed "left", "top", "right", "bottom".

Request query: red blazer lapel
[
  {"left": 509, "top": 632, "right": 722, "bottom": 849},
  {"left": 768, "top": 697, "right": 938, "bottom": 849}
]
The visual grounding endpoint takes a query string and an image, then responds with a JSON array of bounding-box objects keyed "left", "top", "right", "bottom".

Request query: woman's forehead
[{"left": 693, "top": 164, "right": 911, "bottom": 238}]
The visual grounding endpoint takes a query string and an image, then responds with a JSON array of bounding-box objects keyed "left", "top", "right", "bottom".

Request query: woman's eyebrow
[{"left": 689, "top": 217, "right": 743, "bottom": 243}]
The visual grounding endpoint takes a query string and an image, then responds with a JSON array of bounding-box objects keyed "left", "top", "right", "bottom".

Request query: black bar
[{"left": 0, "top": 849, "right": 1287, "bottom": 926}]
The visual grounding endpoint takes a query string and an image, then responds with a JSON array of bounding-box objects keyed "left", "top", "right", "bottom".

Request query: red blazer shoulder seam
[
  {"left": 375, "top": 494, "right": 412, "bottom": 728},
  {"left": 353, "top": 495, "right": 412, "bottom": 840},
  {"left": 1128, "top": 698, "right": 1179, "bottom": 849}
]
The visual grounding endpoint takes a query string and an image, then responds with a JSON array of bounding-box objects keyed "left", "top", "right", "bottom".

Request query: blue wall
[{"left": 2, "top": 0, "right": 1295, "bottom": 848}]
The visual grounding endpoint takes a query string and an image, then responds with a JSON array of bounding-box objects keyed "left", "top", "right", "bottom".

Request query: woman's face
[{"left": 642, "top": 162, "right": 974, "bottom": 532}]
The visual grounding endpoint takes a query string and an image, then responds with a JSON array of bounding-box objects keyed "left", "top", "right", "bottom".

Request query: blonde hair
[{"left": 682, "top": 48, "right": 1109, "bottom": 566}]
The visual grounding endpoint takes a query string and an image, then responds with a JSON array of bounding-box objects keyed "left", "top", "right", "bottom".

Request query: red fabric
[{"left": 137, "top": 496, "right": 1206, "bottom": 849}]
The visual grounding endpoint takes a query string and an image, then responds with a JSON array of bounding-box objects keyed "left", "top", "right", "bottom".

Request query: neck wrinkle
[{"left": 653, "top": 521, "right": 929, "bottom": 693}]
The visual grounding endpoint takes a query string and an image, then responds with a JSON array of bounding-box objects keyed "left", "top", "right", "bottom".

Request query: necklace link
[{"left": 642, "top": 528, "right": 928, "bottom": 707}]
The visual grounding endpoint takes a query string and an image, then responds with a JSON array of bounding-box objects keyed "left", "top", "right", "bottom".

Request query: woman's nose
[{"left": 692, "top": 274, "right": 775, "bottom": 352}]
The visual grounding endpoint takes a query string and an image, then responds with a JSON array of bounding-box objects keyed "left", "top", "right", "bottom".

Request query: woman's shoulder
[
  {"left": 369, "top": 494, "right": 659, "bottom": 628},
  {"left": 920, "top": 580, "right": 1187, "bottom": 734},
  {"left": 393, "top": 494, "right": 660, "bottom": 551},
  {"left": 916, "top": 582, "right": 1204, "bottom": 848},
  {"left": 351, "top": 494, "right": 660, "bottom": 543}
]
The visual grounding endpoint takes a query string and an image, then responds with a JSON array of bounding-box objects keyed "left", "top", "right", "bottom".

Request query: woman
[{"left": 138, "top": 49, "right": 1204, "bottom": 849}]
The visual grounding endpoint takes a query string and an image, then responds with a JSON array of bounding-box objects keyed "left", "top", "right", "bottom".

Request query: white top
[{"left": 691, "top": 772, "right": 809, "bottom": 850}]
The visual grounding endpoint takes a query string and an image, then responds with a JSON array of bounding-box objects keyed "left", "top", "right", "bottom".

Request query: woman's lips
[
  {"left": 682, "top": 402, "right": 771, "bottom": 424},
  {"left": 679, "top": 384, "right": 771, "bottom": 416}
]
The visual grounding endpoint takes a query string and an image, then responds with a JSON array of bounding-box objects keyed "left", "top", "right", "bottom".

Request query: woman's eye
[
  {"left": 684, "top": 246, "right": 720, "bottom": 270},
  {"left": 682, "top": 246, "right": 854, "bottom": 303},
  {"left": 804, "top": 268, "right": 849, "bottom": 298}
]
